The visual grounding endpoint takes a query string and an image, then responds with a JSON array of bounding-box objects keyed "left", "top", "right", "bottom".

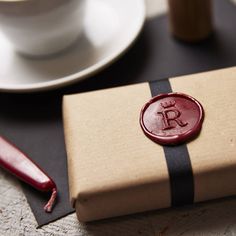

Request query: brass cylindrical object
[{"left": 168, "top": 0, "right": 213, "bottom": 42}]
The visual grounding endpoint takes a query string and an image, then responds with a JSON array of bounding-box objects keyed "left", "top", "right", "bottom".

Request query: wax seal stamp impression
[{"left": 140, "top": 93, "right": 204, "bottom": 145}]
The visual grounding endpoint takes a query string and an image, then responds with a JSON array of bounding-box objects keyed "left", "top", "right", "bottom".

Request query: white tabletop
[{"left": 1, "top": 1, "right": 236, "bottom": 235}]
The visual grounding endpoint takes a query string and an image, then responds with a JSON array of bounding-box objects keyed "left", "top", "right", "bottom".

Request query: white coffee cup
[{"left": 0, "top": 0, "right": 86, "bottom": 57}]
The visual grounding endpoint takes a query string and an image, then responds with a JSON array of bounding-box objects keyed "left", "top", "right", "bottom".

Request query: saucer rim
[{"left": 0, "top": 0, "right": 146, "bottom": 93}]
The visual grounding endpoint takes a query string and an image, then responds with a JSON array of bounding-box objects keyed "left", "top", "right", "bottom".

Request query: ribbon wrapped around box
[{"left": 63, "top": 67, "right": 236, "bottom": 222}]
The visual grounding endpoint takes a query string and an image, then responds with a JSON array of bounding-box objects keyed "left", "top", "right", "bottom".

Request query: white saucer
[{"left": 0, "top": 0, "right": 145, "bottom": 93}]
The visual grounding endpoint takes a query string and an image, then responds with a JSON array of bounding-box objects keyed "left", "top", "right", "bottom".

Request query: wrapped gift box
[{"left": 63, "top": 67, "right": 236, "bottom": 222}]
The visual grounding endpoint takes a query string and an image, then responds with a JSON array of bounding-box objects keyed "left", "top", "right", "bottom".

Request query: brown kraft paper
[{"left": 63, "top": 67, "right": 236, "bottom": 222}]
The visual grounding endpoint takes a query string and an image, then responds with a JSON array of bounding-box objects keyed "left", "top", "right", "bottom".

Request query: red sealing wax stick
[{"left": 0, "top": 136, "right": 57, "bottom": 213}]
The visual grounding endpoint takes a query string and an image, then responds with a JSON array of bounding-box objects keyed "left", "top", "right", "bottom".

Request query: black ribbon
[{"left": 149, "top": 80, "right": 194, "bottom": 206}]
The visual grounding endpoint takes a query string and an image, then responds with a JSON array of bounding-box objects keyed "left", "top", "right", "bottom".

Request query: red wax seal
[{"left": 140, "top": 93, "right": 204, "bottom": 145}]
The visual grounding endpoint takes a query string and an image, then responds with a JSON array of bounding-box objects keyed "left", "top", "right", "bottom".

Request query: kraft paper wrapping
[{"left": 63, "top": 67, "right": 236, "bottom": 222}]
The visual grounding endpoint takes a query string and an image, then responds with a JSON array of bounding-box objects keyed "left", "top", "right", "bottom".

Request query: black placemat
[{"left": 0, "top": 0, "right": 236, "bottom": 227}]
